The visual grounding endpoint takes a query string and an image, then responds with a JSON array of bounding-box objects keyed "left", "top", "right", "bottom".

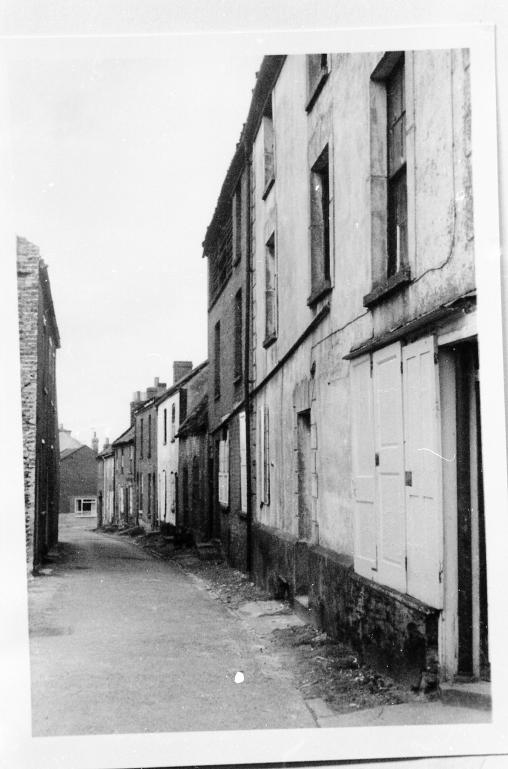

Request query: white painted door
[
  {"left": 372, "top": 342, "right": 406, "bottom": 593},
  {"left": 350, "top": 354, "right": 377, "bottom": 578},
  {"left": 403, "top": 335, "right": 443, "bottom": 608}
]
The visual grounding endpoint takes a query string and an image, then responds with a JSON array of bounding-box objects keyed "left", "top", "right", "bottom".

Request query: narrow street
[{"left": 28, "top": 515, "right": 317, "bottom": 736}]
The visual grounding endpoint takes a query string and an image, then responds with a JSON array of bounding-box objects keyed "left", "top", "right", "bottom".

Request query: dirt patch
[{"left": 269, "top": 623, "right": 419, "bottom": 714}]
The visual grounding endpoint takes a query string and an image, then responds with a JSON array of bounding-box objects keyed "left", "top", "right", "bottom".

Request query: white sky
[{"left": 7, "top": 38, "right": 262, "bottom": 448}]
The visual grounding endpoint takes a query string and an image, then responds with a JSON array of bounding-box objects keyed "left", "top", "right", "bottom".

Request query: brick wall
[
  {"left": 59, "top": 446, "right": 98, "bottom": 514},
  {"left": 17, "top": 236, "right": 60, "bottom": 571}
]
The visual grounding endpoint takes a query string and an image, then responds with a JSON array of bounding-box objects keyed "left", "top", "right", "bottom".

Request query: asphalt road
[{"left": 28, "top": 515, "right": 316, "bottom": 736}]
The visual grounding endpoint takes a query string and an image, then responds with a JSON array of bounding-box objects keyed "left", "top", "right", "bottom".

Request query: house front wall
[
  {"left": 135, "top": 403, "right": 158, "bottom": 528},
  {"left": 207, "top": 166, "right": 248, "bottom": 569},
  {"left": 250, "top": 51, "right": 476, "bottom": 679},
  {"left": 102, "top": 455, "right": 115, "bottom": 525},
  {"left": 113, "top": 442, "right": 134, "bottom": 525},
  {"left": 157, "top": 393, "right": 179, "bottom": 526}
]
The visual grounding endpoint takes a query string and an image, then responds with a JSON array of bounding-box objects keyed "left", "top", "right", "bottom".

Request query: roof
[
  {"left": 60, "top": 446, "right": 81, "bottom": 460},
  {"left": 153, "top": 360, "right": 208, "bottom": 408},
  {"left": 112, "top": 424, "right": 135, "bottom": 447},
  {"left": 60, "top": 444, "right": 96, "bottom": 461},
  {"left": 176, "top": 395, "right": 208, "bottom": 438},
  {"left": 202, "top": 56, "right": 285, "bottom": 255}
]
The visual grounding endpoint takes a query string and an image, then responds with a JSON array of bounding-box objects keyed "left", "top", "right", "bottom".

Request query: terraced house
[{"left": 206, "top": 50, "right": 486, "bottom": 686}]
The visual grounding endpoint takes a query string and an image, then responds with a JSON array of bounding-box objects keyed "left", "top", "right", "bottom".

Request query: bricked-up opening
[
  {"left": 234, "top": 289, "right": 243, "bottom": 382},
  {"left": 264, "top": 233, "right": 277, "bottom": 347},
  {"left": 308, "top": 145, "right": 332, "bottom": 306},
  {"left": 386, "top": 53, "right": 407, "bottom": 278},
  {"left": 214, "top": 320, "right": 221, "bottom": 399},
  {"left": 209, "top": 218, "right": 233, "bottom": 305},
  {"left": 306, "top": 53, "right": 329, "bottom": 112}
]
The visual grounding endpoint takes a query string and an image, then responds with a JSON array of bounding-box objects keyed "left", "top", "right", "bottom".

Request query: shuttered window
[
  {"left": 218, "top": 432, "right": 229, "bottom": 508},
  {"left": 239, "top": 411, "right": 247, "bottom": 513}
]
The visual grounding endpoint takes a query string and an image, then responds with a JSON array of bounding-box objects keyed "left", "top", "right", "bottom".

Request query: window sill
[
  {"left": 307, "top": 280, "right": 332, "bottom": 307},
  {"left": 262, "top": 332, "right": 277, "bottom": 349},
  {"left": 363, "top": 266, "right": 412, "bottom": 308},
  {"left": 262, "top": 177, "right": 275, "bottom": 201},
  {"left": 305, "top": 72, "right": 329, "bottom": 113}
]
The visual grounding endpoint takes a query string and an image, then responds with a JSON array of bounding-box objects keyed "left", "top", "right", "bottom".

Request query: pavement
[{"left": 28, "top": 515, "right": 490, "bottom": 737}]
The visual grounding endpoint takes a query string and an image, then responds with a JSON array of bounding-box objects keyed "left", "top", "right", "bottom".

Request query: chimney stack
[
  {"left": 173, "top": 361, "right": 193, "bottom": 384},
  {"left": 130, "top": 391, "right": 142, "bottom": 424},
  {"left": 91, "top": 431, "right": 99, "bottom": 454}
]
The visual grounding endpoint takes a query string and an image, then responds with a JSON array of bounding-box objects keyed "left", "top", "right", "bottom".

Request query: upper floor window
[
  {"left": 233, "top": 179, "right": 243, "bottom": 265},
  {"left": 386, "top": 54, "right": 407, "bottom": 277},
  {"left": 163, "top": 407, "right": 167, "bottom": 445},
  {"left": 308, "top": 144, "right": 332, "bottom": 306},
  {"left": 306, "top": 54, "right": 329, "bottom": 112},
  {"left": 264, "top": 233, "right": 277, "bottom": 347},
  {"left": 171, "top": 403, "right": 176, "bottom": 441},
  {"left": 209, "top": 219, "right": 233, "bottom": 304},
  {"left": 262, "top": 94, "right": 275, "bottom": 199},
  {"left": 364, "top": 52, "right": 411, "bottom": 308},
  {"left": 121, "top": 447, "right": 124, "bottom": 473},
  {"left": 234, "top": 289, "right": 243, "bottom": 381},
  {"left": 147, "top": 414, "right": 152, "bottom": 458},
  {"left": 214, "top": 320, "right": 221, "bottom": 399},
  {"left": 140, "top": 418, "right": 144, "bottom": 459},
  {"left": 129, "top": 445, "right": 133, "bottom": 473},
  {"left": 180, "top": 388, "right": 187, "bottom": 423}
]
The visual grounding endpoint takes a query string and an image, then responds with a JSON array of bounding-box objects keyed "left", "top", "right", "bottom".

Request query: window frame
[
  {"left": 263, "top": 232, "right": 278, "bottom": 348},
  {"left": 308, "top": 144, "right": 332, "bottom": 307},
  {"left": 364, "top": 51, "right": 412, "bottom": 308},
  {"left": 261, "top": 93, "right": 275, "bottom": 200},
  {"left": 233, "top": 289, "right": 243, "bottom": 383},
  {"left": 305, "top": 53, "right": 330, "bottom": 113}
]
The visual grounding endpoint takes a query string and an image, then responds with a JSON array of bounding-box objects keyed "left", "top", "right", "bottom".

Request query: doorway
[
  {"left": 295, "top": 409, "right": 312, "bottom": 596},
  {"left": 441, "top": 339, "right": 488, "bottom": 681}
]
